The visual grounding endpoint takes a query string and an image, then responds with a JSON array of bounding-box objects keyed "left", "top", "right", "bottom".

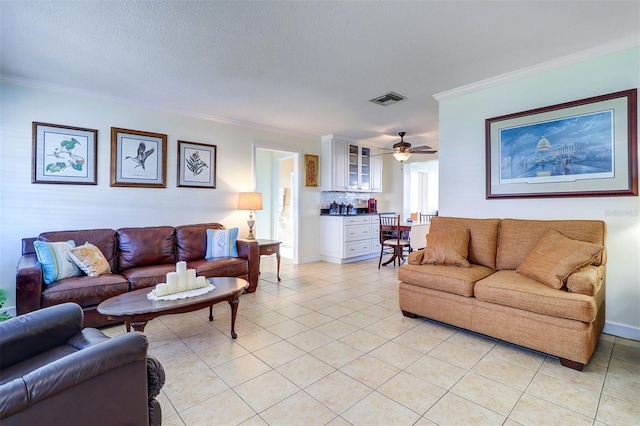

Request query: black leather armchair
[{"left": 0, "top": 303, "right": 164, "bottom": 425}]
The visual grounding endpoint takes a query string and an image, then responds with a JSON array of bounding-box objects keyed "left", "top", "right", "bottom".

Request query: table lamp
[{"left": 237, "top": 192, "right": 263, "bottom": 239}]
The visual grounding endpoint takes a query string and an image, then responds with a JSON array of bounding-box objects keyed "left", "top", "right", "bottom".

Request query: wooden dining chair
[
  {"left": 419, "top": 212, "right": 438, "bottom": 223},
  {"left": 378, "top": 214, "right": 411, "bottom": 269}
]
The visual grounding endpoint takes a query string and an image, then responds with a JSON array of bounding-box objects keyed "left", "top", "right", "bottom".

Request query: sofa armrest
[
  {"left": 566, "top": 265, "right": 605, "bottom": 296},
  {"left": 0, "top": 303, "right": 83, "bottom": 370},
  {"left": 407, "top": 249, "right": 425, "bottom": 265},
  {"left": 236, "top": 238, "right": 260, "bottom": 292},
  {"left": 16, "top": 253, "right": 44, "bottom": 316}
]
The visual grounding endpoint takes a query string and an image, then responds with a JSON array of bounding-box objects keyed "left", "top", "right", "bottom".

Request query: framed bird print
[
  {"left": 110, "top": 127, "right": 167, "bottom": 188},
  {"left": 32, "top": 122, "right": 98, "bottom": 185},
  {"left": 177, "top": 140, "right": 217, "bottom": 188}
]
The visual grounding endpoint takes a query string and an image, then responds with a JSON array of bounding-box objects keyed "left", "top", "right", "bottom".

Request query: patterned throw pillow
[
  {"left": 205, "top": 228, "right": 239, "bottom": 258},
  {"left": 67, "top": 242, "right": 111, "bottom": 277},
  {"left": 33, "top": 240, "right": 83, "bottom": 284}
]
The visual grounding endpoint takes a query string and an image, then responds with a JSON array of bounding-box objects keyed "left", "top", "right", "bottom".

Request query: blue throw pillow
[
  {"left": 205, "top": 228, "right": 238, "bottom": 258},
  {"left": 33, "top": 240, "right": 84, "bottom": 284}
]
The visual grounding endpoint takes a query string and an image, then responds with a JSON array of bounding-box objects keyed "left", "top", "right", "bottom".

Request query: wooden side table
[{"left": 257, "top": 239, "right": 281, "bottom": 281}]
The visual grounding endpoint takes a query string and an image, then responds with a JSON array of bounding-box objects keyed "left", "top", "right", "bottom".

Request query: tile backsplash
[{"left": 320, "top": 191, "right": 374, "bottom": 209}]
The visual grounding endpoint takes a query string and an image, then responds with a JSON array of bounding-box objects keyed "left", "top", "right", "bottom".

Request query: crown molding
[
  {"left": 433, "top": 36, "right": 640, "bottom": 102},
  {"left": 0, "top": 75, "right": 317, "bottom": 140}
]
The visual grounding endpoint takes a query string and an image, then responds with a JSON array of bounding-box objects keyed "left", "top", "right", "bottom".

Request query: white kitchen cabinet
[
  {"left": 321, "top": 135, "right": 382, "bottom": 192},
  {"left": 321, "top": 215, "right": 381, "bottom": 263},
  {"left": 321, "top": 135, "right": 348, "bottom": 191}
]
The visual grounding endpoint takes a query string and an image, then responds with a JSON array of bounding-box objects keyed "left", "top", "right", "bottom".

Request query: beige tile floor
[{"left": 102, "top": 257, "right": 640, "bottom": 426}]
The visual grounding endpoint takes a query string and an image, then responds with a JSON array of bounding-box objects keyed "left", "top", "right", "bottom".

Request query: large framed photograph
[
  {"left": 32, "top": 122, "right": 97, "bottom": 185},
  {"left": 177, "top": 140, "right": 217, "bottom": 188},
  {"left": 486, "top": 89, "right": 637, "bottom": 199},
  {"left": 305, "top": 154, "right": 319, "bottom": 187},
  {"left": 110, "top": 127, "right": 167, "bottom": 188}
]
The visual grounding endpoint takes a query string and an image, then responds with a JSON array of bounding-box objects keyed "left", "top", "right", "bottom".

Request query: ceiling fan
[{"left": 382, "top": 132, "right": 437, "bottom": 162}]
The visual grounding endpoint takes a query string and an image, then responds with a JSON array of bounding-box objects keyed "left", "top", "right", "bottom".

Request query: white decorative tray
[{"left": 147, "top": 284, "right": 216, "bottom": 301}]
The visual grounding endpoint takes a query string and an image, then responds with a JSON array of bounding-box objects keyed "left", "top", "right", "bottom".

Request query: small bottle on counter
[{"left": 339, "top": 202, "right": 346, "bottom": 215}]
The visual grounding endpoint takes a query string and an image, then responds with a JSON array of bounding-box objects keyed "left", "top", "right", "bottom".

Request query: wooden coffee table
[{"left": 97, "top": 277, "right": 248, "bottom": 338}]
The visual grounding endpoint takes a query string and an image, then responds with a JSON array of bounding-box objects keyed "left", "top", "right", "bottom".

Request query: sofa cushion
[
  {"left": 121, "top": 264, "right": 177, "bottom": 291},
  {"left": 117, "top": 226, "right": 176, "bottom": 271},
  {"left": 474, "top": 270, "right": 598, "bottom": 323},
  {"left": 566, "top": 265, "right": 604, "bottom": 297},
  {"left": 428, "top": 217, "right": 500, "bottom": 269},
  {"left": 206, "top": 228, "right": 239, "bottom": 258},
  {"left": 421, "top": 228, "right": 470, "bottom": 267},
  {"left": 41, "top": 274, "right": 130, "bottom": 308},
  {"left": 188, "top": 258, "right": 249, "bottom": 279},
  {"left": 68, "top": 243, "right": 112, "bottom": 277},
  {"left": 496, "top": 219, "right": 606, "bottom": 270},
  {"left": 398, "top": 263, "right": 495, "bottom": 297},
  {"left": 39, "top": 229, "right": 118, "bottom": 272},
  {"left": 516, "top": 230, "right": 604, "bottom": 289},
  {"left": 176, "top": 223, "right": 224, "bottom": 262},
  {"left": 33, "top": 240, "right": 83, "bottom": 284}
]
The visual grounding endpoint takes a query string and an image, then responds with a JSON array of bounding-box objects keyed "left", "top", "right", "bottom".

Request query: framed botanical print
[
  {"left": 177, "top": 140, "right": 217, "bottom": 188},
  {"left": 32, "top": 122, "right": 98, "bottom": 185}
]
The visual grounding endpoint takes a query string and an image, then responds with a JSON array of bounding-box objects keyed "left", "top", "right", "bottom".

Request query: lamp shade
[
  {"left": 393, "top": 151, "right": 412, "bottom": 162},
  {"left": 238, "top": 192, "right": 263, "bottom": 210}
]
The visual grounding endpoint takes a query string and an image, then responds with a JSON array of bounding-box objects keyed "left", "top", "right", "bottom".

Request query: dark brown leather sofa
[
  {"left": 16, "top": 223, "right": 259, "bottom": 327},
  {"left": 0, "top": 303, "right": 165, "bottom": 425}
]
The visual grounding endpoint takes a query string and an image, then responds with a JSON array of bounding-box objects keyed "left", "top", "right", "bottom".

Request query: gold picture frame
[{"left": 304, "top": 154, "right": 319, "bottom": 187}]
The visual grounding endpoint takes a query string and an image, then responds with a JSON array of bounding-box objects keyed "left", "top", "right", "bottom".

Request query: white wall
[
  {"left": 438, "top": 47, "right": 640, "bottom": 339},
  {"left": 0, "top": 83, "right": 320, "bottom": 310}
]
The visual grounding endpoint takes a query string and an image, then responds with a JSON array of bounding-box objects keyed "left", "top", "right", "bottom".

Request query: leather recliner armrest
[
  {"left": 23, "top": 332, "right": 149, "bottom": 408},
  {"left": 0, "top": 303, "right": 83, "bottom": 370}
]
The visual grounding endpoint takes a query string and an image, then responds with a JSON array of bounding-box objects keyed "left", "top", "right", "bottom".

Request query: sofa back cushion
[
  {"left": 429, "top": 217, "right": 500, "bottom": 269},
  {"left": 117, "top": 226, "right": 176, "bottom": 271},
  {"left": 39, "top": 229, "right": 118, "bottom": 272},
  {"left": 175, "top": 223, "right": 225, "bottom": 262},
  {"left": 496, "top": 219, "right": 606, "bottom": 270}
]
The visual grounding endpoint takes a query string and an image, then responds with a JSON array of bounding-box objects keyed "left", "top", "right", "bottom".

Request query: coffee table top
[{"left": 97, "top": 277, "right": 248, "bottom": 317}]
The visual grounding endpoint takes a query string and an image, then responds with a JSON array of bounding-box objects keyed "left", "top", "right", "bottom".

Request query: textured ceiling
[{"left": 1, "top": 1, "right": 639, "bottom": 150}]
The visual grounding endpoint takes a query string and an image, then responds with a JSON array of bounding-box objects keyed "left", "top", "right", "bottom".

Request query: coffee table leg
[
  {"left": 209, "top": 305, "right": 214, "bottom": 322},
  {"left": 125, "top": 321, "right": 131, "bottom": 332},
  {"left": 228, "top": 295, "right": 240, "bottom": 339},
  {"left": 130, "top": 321, "right": 148, "bottom": 332}
]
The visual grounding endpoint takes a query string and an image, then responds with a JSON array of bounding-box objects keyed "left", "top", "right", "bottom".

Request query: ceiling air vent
[{"left": 370, "top": 91, "right": 406, "bottom": 106}]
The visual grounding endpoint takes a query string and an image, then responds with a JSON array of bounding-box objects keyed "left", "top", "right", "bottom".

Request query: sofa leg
[
  {"left": 559, "top": 358, "right": 584, "bottom": 371},
  {"left": 401, "top": 310, "right": 418, "bottom": 318}
]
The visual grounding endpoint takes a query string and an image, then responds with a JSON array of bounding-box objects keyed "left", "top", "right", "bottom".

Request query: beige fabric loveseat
[{"left": 399, "top": 217, "right": 606, "bottom": 371}]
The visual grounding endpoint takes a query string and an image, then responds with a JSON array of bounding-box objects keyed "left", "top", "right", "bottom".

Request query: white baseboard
[
  {"left": 297, "top": 255, "right": 322, "bottom": 264},
  {"left": 604, "top": 321, "right": 640, "bottom": 341}
]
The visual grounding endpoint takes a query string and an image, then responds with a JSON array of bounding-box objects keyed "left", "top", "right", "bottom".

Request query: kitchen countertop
[{"left": 319, "top": 211, "right": 395, "bottom": 216}]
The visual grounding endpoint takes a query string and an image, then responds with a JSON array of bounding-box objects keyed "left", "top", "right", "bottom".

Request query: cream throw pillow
[
  {"left": 516, "top": 230, "right": 603, "bottom": 289},
  {"left": 68, "top": 242, "right": 111, "bottom": 277},
  {"left": 421, "top": 228, "right": 470, "bottom": 268}
]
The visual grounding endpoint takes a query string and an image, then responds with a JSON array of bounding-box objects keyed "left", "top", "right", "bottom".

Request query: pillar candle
[
  {"left": 176, "top": 261, "right": 187, "bottom": 291},
  {"left": 166, "top": 272, "right": 178, "bottom": 293},
  {"left": 186, "top": 269, "right": 196, "bottom": 290},
  {"left": 155, "top": 283, "right": 169, "bottom": 296},
  {"left": 195, "top": 276, "right": 207, "bottom": 289}
]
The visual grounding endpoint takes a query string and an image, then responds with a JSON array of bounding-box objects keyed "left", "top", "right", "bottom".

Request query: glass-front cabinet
[
  {"left": 348, "top": 144, "right": 371, "bottom": 191},
  {"left": 321, "top": 134, "right": 382, "bottom": 192}
]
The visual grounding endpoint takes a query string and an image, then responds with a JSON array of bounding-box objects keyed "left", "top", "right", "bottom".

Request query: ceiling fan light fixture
[{"left": 393, "top": 151, "right": 412, "bottom": 162}]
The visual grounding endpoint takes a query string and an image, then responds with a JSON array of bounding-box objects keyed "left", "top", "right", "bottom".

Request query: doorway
[
  {"left": 255, "top": 147, "right": 299, "bottom": 261},
  {"left": 405, "top": 160, "right": 439, "bottom": 218}
]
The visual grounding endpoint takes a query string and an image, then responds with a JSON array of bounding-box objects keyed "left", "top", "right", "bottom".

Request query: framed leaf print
[{"left": 177, "top": 140, "right": 217, "bottom": 188}]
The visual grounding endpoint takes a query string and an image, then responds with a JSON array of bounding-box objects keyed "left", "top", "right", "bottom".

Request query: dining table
[{"left": 381, "top": 220, "right": 431, "bottom": 267}]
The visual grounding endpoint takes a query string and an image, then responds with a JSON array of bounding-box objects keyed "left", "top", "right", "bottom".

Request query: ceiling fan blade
[
  {"left": 409, "top": 145, "right": 433, "bottom": 151},
  {"left": 409, "top": 150, "right": 438, "bottom": 154}
]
